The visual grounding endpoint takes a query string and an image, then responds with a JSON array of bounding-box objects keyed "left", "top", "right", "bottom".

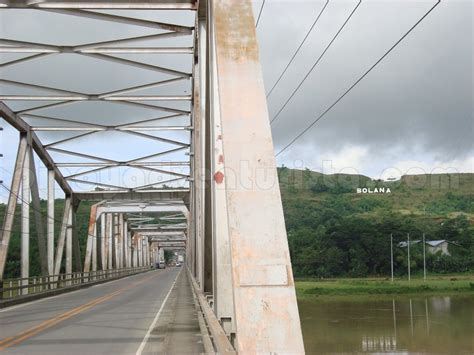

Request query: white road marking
[{"left": 136, "top": 270, "right": 181, "bottom": 355}]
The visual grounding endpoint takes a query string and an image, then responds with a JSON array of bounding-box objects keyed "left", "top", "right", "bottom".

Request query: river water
[{"left": 298, "top": 295, "right": 474, "bottom": 354}]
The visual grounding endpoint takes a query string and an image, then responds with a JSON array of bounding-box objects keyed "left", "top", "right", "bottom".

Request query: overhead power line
[
  {"left": 0, "top": 182, "right": 65, "bottom": 226},
  {"left": 266, "top": 0, "right": 330, "bottom": 99},
  {"left": 275, "top": 0, "right": 441, "bottom": 157},
  {"left": 256, "top": 0, "right": 266, "bottom": 28},
  {"left": 271, "top": 0, "right": 362, "bottom": 124}
]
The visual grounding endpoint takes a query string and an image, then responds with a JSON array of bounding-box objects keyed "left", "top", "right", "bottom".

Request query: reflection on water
[{"left": 298, "top": 295, "right": 474, "bottom": 354}]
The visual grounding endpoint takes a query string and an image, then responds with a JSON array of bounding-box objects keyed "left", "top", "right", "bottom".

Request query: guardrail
[
  {"left": 187, "top": 268, "right": 236, "bottom": 354},
  {"left": 0, "top": 266, "right": 152, "bottom": 300}
]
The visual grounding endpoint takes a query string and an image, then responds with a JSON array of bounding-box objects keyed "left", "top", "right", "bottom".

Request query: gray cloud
[{"left": 256, "top": 0, "right": 473, "bottom": 175}]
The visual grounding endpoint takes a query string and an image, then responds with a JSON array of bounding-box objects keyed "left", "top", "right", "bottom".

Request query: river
[{"left": 298, "top": 295, "right": 474, "bottom": 354}]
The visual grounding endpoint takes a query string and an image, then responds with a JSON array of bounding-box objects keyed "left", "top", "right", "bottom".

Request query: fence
[{"left": 0, "top": 266, "right": 152, "bottom": 300}]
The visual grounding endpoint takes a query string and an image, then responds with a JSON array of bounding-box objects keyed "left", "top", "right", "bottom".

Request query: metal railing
[
  {"left": 0, "top": 266, "right": 152, "bottom": 300},
  {"left": 187, "top": 268, "right": 236, "bottom": 354}
]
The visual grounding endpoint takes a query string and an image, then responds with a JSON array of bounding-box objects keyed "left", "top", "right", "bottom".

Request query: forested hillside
[
  {"left": 1, "top": 169, "right": 473, "bottom": 279},
  {"left": 278, "top": 168, "right": 474, "bottom": 277}
]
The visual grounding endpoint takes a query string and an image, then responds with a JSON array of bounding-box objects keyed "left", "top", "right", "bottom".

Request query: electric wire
[
  {"left": 275, "top": 0, "right": 441, "bottom": 157},
  {"left": 266, "top": 0, "right": 330, "bottom": 99},
  {"left": 0, "top": 182, "right": 66, "bottom": 226},
  {"left": 256, "top": 0, "right": 266, "bottom": 28},
  {"left": 271, "top": 0, "right": 362, "bottom": 124}
]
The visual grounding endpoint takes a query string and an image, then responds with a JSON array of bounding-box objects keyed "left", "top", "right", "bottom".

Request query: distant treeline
[
  {"left": 1, "top": 169, "right": 473, "bottom": 279},
  {"left": 279, "top": 167, "right": 474, "bottom": 278}
]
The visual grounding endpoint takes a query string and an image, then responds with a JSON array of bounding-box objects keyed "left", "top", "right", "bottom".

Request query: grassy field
[{"left": 295, "top": 274, "right": 474, "bottom": 298}]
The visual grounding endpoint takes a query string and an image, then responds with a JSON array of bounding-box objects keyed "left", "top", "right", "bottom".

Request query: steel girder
[{"left": 0, "top": 2, "right": 196, "bottom": 199}]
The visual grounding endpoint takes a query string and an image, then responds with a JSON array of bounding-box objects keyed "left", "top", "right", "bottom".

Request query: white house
[
  {"left": 398, "top": 239, "right": 451, "bottom": 256},
  {"left": 426, "top": 240, "right": 451, "bottom": 256}
]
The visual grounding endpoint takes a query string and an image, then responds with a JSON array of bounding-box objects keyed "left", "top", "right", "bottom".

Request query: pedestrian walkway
[{"left": 142, "top": 269, "right": 205, "bottom": 354}]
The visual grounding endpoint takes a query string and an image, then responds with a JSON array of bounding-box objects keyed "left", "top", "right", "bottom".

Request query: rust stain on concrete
[
  {"left": 214, "top": 171, "right": 224, "bottom": 184},
  {"left": 218, "top": 154, "right": 224, "bottom": 164},
  {"left": 215, "top": 0, "right": 259, "bottom": 62}
]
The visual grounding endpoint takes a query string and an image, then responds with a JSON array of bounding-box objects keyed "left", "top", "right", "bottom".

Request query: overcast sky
[
  {"left": 0, "top": 0, "right": 472, "bottom": 201},
  {"left": 255, "top": 0, "right": 473, "bottom": 179}
]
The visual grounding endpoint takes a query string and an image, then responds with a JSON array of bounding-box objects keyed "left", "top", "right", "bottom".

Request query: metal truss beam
[
  {"left": 2, "top": 2, "right": 196, "bottom": 15},
  {"left": 0, "top": 102, "right": 73, "bottom": 195}
]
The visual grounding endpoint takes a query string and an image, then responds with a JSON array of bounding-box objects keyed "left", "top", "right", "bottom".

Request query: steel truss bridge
[{"left": 0, "top": 1, "right": 304, "bottom": 353}]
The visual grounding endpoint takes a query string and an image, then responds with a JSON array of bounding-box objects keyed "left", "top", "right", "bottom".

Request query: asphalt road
[{"left": 0, "top": 268, "right": 181, "bottom": 354}]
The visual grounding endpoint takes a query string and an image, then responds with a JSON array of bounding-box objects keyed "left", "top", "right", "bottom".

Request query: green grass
[{"left": 295, "top": 275, "right": 474, "bottom": 298}]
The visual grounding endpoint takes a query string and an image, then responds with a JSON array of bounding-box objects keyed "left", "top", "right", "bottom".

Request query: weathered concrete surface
[
  {"left": 212, "top": 0, "right": 305, "bottom": 352},
  {"left": 142, "top": 269, "right": 204, "bottom": 354}
]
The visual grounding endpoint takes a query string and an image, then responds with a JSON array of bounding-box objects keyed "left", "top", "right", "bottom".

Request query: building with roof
[{"left": 398, "top": 239, "right": 451, "bottom": 256}]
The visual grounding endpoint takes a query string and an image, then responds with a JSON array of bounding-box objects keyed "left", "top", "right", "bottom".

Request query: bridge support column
[
  {"left": 138, "top": 236, "right": 143, "bottom": 267},
  {"left": 84, "top": 204, "right": 98, "bottom": 273},
  {"left": 118, "top": 214, "right": 124, "bottom": 269},
  {"left": 204, "top": 0, "right": 305, "bottom": 352},
  {"left": 65, "top": 205, "right": 73, "bottom": 281},
  {"left": 47, "top": 169, "right": 55, "bottom": 276},
  {"left": 28, "top": 146, "right": 48, "bottom": 276},
  {"left": 123, "top": 219, "right": 129, "bottom": 268},
  {"left": 54, "top": 197, "right": 71, "bottom": 276},
  {"left": 21, "top": 137, "right": 30, "bottom": 295},
  {"left": 100, "top": 213, "right": 106, "bottom": 270},
  {"left": 107, "top": 213, "right": 113, "bottom": 270}
]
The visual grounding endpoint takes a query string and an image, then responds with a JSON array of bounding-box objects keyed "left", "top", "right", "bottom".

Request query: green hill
[
  {"left": 278, "top": 168, "right": 474, "bottom": 277},
  {"left": 1, "top": 170, "right": 473, "bottom": 279}
]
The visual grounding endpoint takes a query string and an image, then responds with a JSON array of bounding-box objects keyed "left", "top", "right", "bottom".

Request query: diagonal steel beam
[
  {"left": 98, "top": 78, "right": 189, "bottom": 99},
  {"left": 0, "top": 53, "right": 51, "bottom": 68},
  {"left": 80, "top": 53, "right": 191, "bottom": 78},
  {"left": 114, "top": 113, "right": 188, "bottom": 128},
  {"left": 133, "top": 176, "right": 187, "bottom": 191},
  {"left": 117, "top": 100, "right": 190, "bottom": 115},
  {"left": 0, "top": 102, "right": 73, "bottom": 194},
  {"left": 15, "top": 100, "right": 78, "bottom": 115},
  {"left": 47, "top": 147, "right": 119, "bottom": 163},
  {"left": 0, "top": 78, "right": 88, "bottom": 96},
  {"left": 122, "top": 129, "right": 189, "bottom": 147},
  {"left": 21, "top": 113, "right": 107, "bottom": 128},
  {"left": 44, "top": 131, "right": 98, "bottom": 148},
  {"left": 72, "top": 32, "right": 190, "bottom": 51},
  {"left": 0, "top": 135, "right": 28, "bottom": 280}
]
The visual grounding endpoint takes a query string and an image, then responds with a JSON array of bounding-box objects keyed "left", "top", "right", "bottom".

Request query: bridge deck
[{"left": 0, "top": 268, "right": 204, "bottom": 354}]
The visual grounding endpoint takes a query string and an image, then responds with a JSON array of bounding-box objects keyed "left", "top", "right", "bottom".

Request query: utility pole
[
  {"left": 423, "top": 233, "right": 426, "bottom": 281},
  {"left": 407, "top": 233, "right": 411, "bottom": 281},
  {"left": 390, "top": 233, "right": 394, "bottom": 282}
]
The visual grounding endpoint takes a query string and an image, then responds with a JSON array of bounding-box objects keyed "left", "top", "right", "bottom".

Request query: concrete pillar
[
  {"left": 132, "top": 236, "right": 137, "bottom": 268},
  {"left": 47, "top": 169, "right": 55, "bottom": 276},
  {"left": 92, "top": 222, "right": 97, "bottom": 272},
  {"left": 107, "top": 213, "right": 113, "bottom": 270},
  {"left": 127, "top": 231, "right": 132, "bottom": 268},
  {"left": 100, "top": 213, "right": 106, "bottom": 270},
  {"left": 138, "top": 236, "right": 142, "bottom": 267},
  {"left": 53, "top": 197, "right": 71, "bottom": 276},
  {"left": 209, "top": 1, "right": 305, "bottom": 351},
  {"left": 65, "top": 206, "right": 73, "bottom": 276},
  {"left": 21, "top": 145, "right": 30, "bottom": 295},
  {"left": 123, "top": 219, "right": 129, "bottom": 268},
  {"left": 144, "top": 238, "right": 149, "bottom": 266}
]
